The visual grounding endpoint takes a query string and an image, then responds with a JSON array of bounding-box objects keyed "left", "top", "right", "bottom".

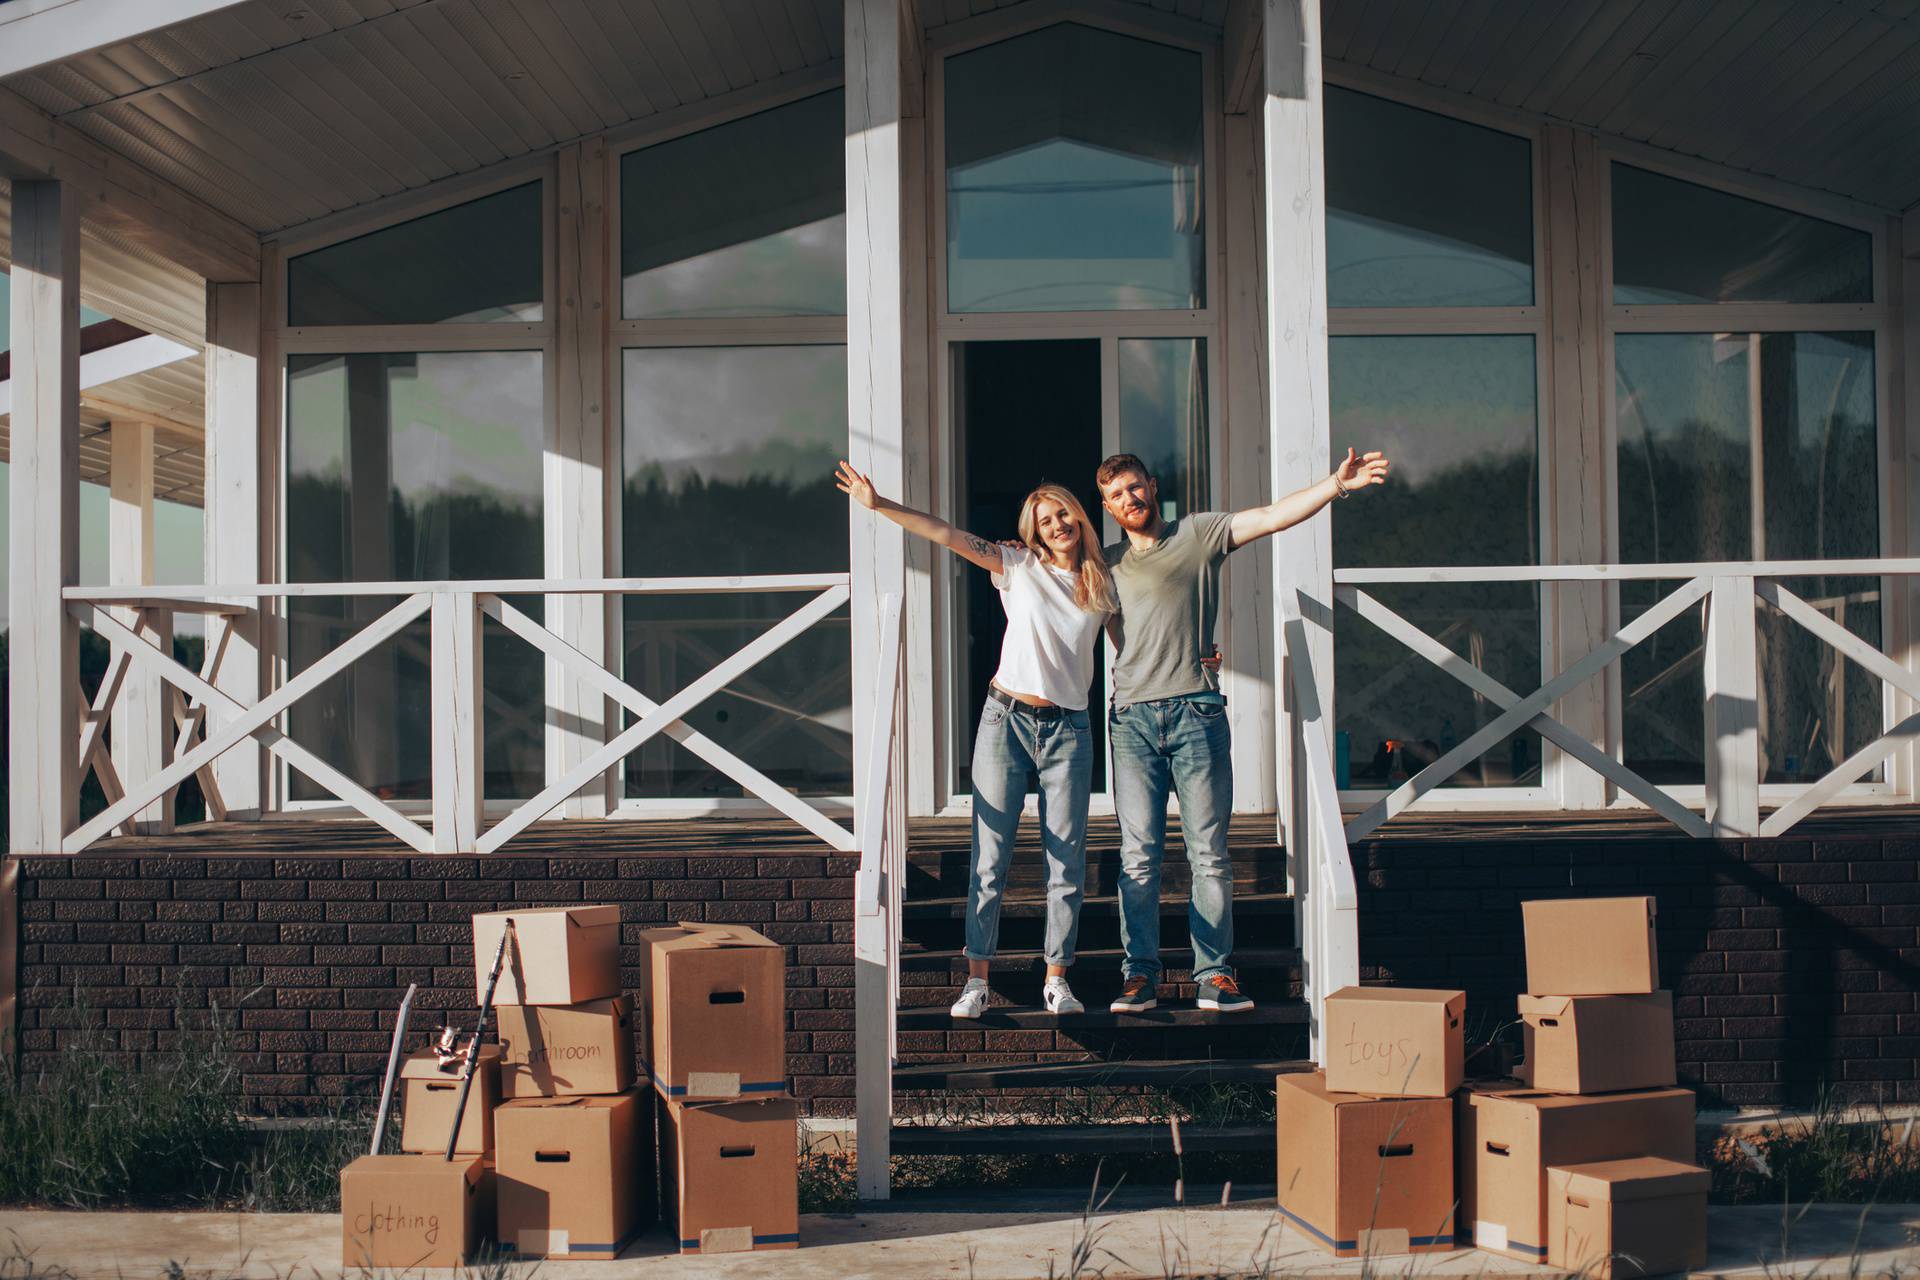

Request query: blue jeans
[
  {"left": 1110, "top": 697, "right": 1234, "bottom": 984},
  {"left": 965, "top": 698, "right": 1093, "bottom": 967}
]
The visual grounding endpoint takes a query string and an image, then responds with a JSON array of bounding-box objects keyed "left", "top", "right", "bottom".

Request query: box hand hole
[
  {"left": 709, "top": 991, "right": 746, "bottom": 1005},
  {"left": 534, "top": 1151, "right": 572, "bottom": 1163},
  {"left": 719, "top": 1146, "right": 756, "bottom": 1159},
  {"left": 1485, "top": 1142, "right": 1510, "bottom": 1157},
  {"left": 1376, "top": 1144, "right": 1414, "bottom": 1158},
  {"left": 1567, "top": 1195, "right": 1591, "bottom": 1209},
  {"left": 425, "top": 1083, "right": 454, "bottom": 1092},
  {"left": 1540, "top": 1018, "right": 1559, "bottom": 1027}
]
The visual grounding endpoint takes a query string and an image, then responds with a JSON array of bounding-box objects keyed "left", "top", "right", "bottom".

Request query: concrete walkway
[{"left": 1, "top": 1200, "right": 1916, "bottom": 1279}]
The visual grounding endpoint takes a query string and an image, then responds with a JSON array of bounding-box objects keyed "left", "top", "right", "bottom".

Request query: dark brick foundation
[
  {"left": 8, "top": 850, "right": 857, "bottom": 1116},
  {"left": 1352, "top": 831, "right": 1920, "bottom": 1108}
]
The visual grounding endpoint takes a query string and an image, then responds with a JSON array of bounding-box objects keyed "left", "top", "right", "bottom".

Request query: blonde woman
[{"left": 837, "top": 461, "right": 1116, "bottom": 1018}]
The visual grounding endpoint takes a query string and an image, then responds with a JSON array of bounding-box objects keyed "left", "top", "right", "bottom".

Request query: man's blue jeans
[
  {"left": 1110, "top": 697, "right": 1234, "bottom": 984},
  {"left": 965, "top": 698, "right": 1093, "bottom": 967}
]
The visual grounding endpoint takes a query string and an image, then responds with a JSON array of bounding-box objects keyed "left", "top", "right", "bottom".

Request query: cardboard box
[
  {"left": 1322, "top": 986, "right": 1465, "bottom": 1098},
  {"left": 398, "top": 1045, "right": 501, "bottom": 1156},
  {"left": 659, "top": 1095, "right": 800, "bottom": 1254},
  {"left": 473, "top": 905, "right": 621, "bottom": 1006},
  {"left": 498, "top": 996, "right": 637, "bottom": 1098},
  {"left": 1523, "top": 897, "right": 1659, "bottom": 995},
  {"left": 640, "top": 922, "right": 786, "bottom": 1101},
  {"left": 1519, "top": 992, "right": 1676, "bottom": 1095},
  {"left": 1456, "top": 1084, "right": 1696, "bottom": 1262},
  {"left": 340, "top": 1154, "right": 483, "bottom": 1270},
  {"left": 495, "top": 1090, "right": 651, "bottom": 1260},
  {"left": 1273, "top": 1072, "right": 1455, "bottom": 1257},
  {"left": 1547, "top": 1157, "right": 1710, "bottom": 1279}
]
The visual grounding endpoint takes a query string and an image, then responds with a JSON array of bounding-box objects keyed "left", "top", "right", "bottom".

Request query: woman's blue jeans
[{"left": 964, "top": 698, "right": 1093, "bottom": 967}]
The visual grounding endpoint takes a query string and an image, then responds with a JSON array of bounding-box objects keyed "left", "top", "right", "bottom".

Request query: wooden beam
[
  {"left": 0, "top": 0, "right": 253, "bottom": 80},
  {"left": 203, "top": 281, "right": 262, "bottom": 813},
  {"left": 1703, "top": 575, "right": 1761, "bottom": 838},
  {"left": 78, "top": 393, "right": 200, "bottom": 442},
  {"left": 8, "top": 179, "right": 81, "bottom": 855},
  {"left": 109, "top": 423, "right": 174, "bottom": 832},
  {"left": 0, "top": 87, "right": 258, "bottom": 282},
  {"left": 430, "top": 591, "right": 484, "bottom": 852},
  {"left": 1224, "top": 0, "right": 1262, "bottom": 115}
]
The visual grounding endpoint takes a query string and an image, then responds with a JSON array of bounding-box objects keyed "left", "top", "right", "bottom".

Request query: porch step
[
  {"left": 894, "top": 1057, "right": 1314, "bottom": 1091},
  {"left": 890, "top": 1122, "right": 1273, "bottom": 1157},
  {"left": 902, "top": 890, "right": 1293, "bottom": 920},
  {"left": 898, "top": 944, "right": 1301, "bottom": 973},
  {"left": 897, "top": 1003, "right": 1309, "bottom": 1031}
]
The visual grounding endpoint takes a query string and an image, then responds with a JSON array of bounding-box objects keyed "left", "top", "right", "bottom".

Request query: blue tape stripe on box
[{"left": 678, "top": 1233, "right": 800, "bottom": 1251}]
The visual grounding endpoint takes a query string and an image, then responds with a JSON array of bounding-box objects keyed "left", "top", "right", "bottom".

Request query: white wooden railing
[
  {"left": 852, "top": 592, "right": 905, "bottom": 1201},
  {"left": 1321, "top": 559, "right": 1920, "bottom": 841},
  {"left": 61, "top": 575, "right": 856, "bottom": 854}
]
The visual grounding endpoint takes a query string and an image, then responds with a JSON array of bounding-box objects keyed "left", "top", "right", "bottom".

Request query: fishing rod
[
  {"left": 369, "top": 982, "right": 419, "bottom": 1155},
  {"left": 443, "top": 919, "right": 516, "bottom": 1160}
]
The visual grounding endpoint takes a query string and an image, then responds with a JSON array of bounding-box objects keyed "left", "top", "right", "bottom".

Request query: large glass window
[
  {"left": 1611, "top": 165, "right": 1872, "bottom": 305},
  {"left": 1331, "top": 335, "right": 1541, "bottom": 789},
  {"left": 287, "top": 184, "right": 544, "bottom": 325},
  {"left": 944, "top": 23, "right": 1205, "bottom": 313},
  {"left": 1325, "top": 87, "right": 1534, "bottom": 308},
  {"left": 620, "top": 92, "right": 846, "bottom": 319},
  {"left": 285, "top": 351, "right": 546, "bottom": 801},
  {"left": 621, "top": 346, "right": 851, "bottom": 799},
  {"left": 1117, "top": 337, "right": 1209, "bottom": 521},
  {"left": 1615, "top": 331, "right": 1880, "bottom": 784}
]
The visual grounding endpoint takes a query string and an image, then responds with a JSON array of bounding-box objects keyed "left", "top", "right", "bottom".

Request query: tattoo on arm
[{"left": 962, "top": 534, "right": 999, "bottom": 559}]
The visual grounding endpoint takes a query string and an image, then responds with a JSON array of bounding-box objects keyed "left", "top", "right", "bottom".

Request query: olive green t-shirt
[{"left": 1105, "top": 511, "right": 1235, "bottom": 707}]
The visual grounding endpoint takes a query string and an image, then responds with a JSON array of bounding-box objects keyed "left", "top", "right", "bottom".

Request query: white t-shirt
[{"left": 989, "top": 544, "right": 1104, "bottom": 710}]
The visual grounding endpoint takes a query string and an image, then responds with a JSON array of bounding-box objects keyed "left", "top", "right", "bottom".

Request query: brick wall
[
  {"left": 8, "top": 850, "right": 858, "bottom": 1117},
  {"left": 1352, "top": 831, "right": 1920, "bottom": 1108}
]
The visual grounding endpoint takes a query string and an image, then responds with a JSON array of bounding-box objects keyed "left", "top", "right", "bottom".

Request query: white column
[
  {"left": 7, "top": 179, "right": 81, "bottom": 854},
  {"left": 1704, "top": 574, "right": 1761, "bottom": 837},
  {"left": 1542, "top": 125, "right": 1610, "bottom": 809},
  {"left": 848, "top": 0, "right": 917, "bottom": 1203},
  {"left": 203, "top": 281, "right": 263, "bottom": 816},
  {"left": 1900, "top": 210, "right": 1920, "bottom": 802},
  {"left": 549, "top": 138, "right": 613, "bottom": 816},
  {"left": 431, "top": 590, "right": 484, "bottom": 851},
  {"left": 109, "top": 421, "right": 173, "bottom": 831}
]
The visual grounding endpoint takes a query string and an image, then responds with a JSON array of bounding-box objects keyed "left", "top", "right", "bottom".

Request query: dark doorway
[{"left": 953, "top": 338, "right": 1105, "bottom": 793}]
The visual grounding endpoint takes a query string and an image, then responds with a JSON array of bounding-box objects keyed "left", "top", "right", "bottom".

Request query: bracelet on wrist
[{"left": 1332, "top": 472, "right": 1351, "bottom": 499}]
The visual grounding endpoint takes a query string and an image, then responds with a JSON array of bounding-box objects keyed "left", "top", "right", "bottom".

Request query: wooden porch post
[
  {"left": 8, "top": 179, "right": 82, "bottom": 854},
  {"left": 1262, "top": 0, "right": 1353, "bottom": 1060},
  {"left": 109, "top": 420, "right": 174, "bottom": 831},
  {"left": 848, "top": 0, "right": 918, "bottom": 1203},
  {"left": 204, "top": 281, "right": 263, "bottom": 816}
]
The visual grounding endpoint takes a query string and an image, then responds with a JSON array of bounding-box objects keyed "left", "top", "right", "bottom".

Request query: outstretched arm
[
  {"left": 1226, "top": 447, "right": 1390, "bottom": 549},
  {"left": 837, "top": 460, "right": 1004, "bottom": 572}
]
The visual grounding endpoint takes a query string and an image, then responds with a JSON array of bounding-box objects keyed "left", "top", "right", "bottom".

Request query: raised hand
[
  {"left": 1335, "top": 447, "right": 1390, "bottom": 491},
  {"left": 835, "top": 459, "right": 880, "bottom": 510}
]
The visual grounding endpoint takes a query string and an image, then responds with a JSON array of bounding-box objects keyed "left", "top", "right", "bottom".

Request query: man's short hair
[{"left": 1096, "top": 453, "right": 1153, "bottom": 488}]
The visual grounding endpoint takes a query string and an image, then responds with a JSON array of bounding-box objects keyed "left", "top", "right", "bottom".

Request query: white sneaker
[
  {"left": 950, "top": 977, "right": 990, "bottom": 1019},
  {"left": 1043, "top": 977, "right": 1085, "bottom": 1016}
]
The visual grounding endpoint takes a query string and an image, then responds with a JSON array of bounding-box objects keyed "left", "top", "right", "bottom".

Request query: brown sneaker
[
  {"left": 1108, "top": 976, "right": 1157, "bottom": 1013},
  {"left": 1197, "top": 974, "right": 1253, "bottom": 1014}
]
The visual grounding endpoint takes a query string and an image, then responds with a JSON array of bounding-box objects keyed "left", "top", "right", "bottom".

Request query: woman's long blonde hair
[{"left": 1018, "top": 483, "right": 1118, "bottom": 616}]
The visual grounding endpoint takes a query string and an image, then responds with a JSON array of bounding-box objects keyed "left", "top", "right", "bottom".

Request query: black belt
[{"left": 989, "top": 686, "right": 1067, "bottom": 719}]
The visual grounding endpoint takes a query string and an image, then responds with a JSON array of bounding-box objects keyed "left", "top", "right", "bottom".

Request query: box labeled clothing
[
  {"left": 473, "top": 905, "right": 621, "bottom": 1006},
  {"left": 640, "top": 922, "right": 785, "bottom": 1101},
  {"left": 1523, "top": 897, "right": 1659, "bottom": 995},
  {"left": 340, "top": 1154, "right": 484, "bottom": 1270},
  {"left": 1322, "top": 986, "right": 1465, "bottom": 1098},
  {"left": 398, "top": 1045, "right": 500, "bottom": 1155},
  {"left": 658, "top": 1095, "right": 800, "bottom": 1254},
  {"left": 494, "top": 1090, "right": 651, "bottom": 1260},
  {"left": 1273, "top": 1072, "right": 1455, "bottom": 1257},
  {"left": 1519, "top": 992, "right": 1676, "bottom": 1094},
  {"left": 1547, "top": 1157, "right": 1710, "bottom": 1278},
  {"left": 497, "top": 996, "right": 637, "bottom": 1098},
  {"left": 1456, "top": 1084, "right": 1696, "bottom": 1262}
]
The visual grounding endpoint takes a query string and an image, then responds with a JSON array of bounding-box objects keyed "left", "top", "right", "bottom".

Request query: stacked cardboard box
[
  {"left": 1458, "top": 896, "right": 1709, "bottom": 1276},
  {"left": 1275, "top": 986, "right": 1465, "bottom": 1257},
  {"left": 640, "top": 922, "right": 799, "bottom": 1255}
]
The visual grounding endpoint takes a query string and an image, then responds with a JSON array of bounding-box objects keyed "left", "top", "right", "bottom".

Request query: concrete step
[
  {"left": 890, "top": 1122, "right": 1273, "bottom": 1157},
  {"left": 893, "top": 1057, "right": 1314, "bottom": 1091},
  {"left": 898, "top": 944, "right": 1301, "bottom": 973},
  {"left": 897, "top": 1002, "right": 1309, "bottom": 1031},
  {"left": 902, "top": 890, "right": 1293, "bottom": 920}
]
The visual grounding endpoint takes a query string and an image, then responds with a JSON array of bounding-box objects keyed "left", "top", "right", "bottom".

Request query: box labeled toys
[
  {"left": 494, "top": 1090, "right": 651, "bottom": 1260},
  {"left": 1522, "top": 897, "right": 1659, "bottom": 995},
  {"left": 658, "top": 1095, "right": 800, "bottom": 1255},
  {"left": 1273, "top": 1072, "right": 1455, "bottom": 1257},
  {"left": 398, "top": 1045, "right": 501, "bottom": 1156},
  {"left": 473, "top": 905, "right": 621, "bottom": 1006},
  {"left": 497, "top": 995, "right": 637, "bottom": 1098},
  {"left": 639, "top": 923, "right": 785, "bottom": 1101},
  {"left": 1547, "top": 1157, "right": 1710, "bottom": 1278},
  {"left": 1519, "top": 992, "right": 1676, "bottom": 1095},
  {"left": 1322, "top": 986, "right": 1465, "bottom": 1098},
  {"left": 340, "top": 1154, "right": 484, "bottom": 1269},
  {"left": 1456, "top": 1084, "right": 1696, "bottom": 1262}
]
